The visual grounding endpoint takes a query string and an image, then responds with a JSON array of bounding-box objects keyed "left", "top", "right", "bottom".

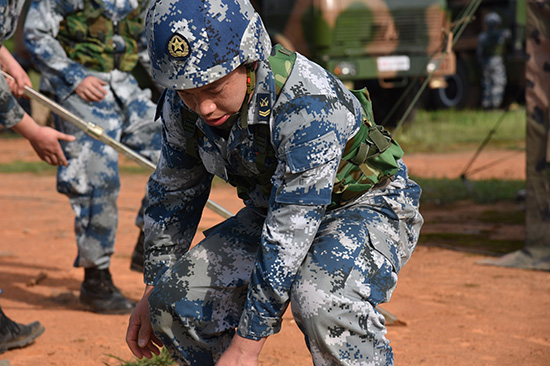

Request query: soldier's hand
[
  {"left": 0, "top": 45, "right": 32, "bottom": 98},
  {"left": 126, "top": 286, "right": 163, "bottom": 359},
  {"left": 11, "top": 112, "right": 75, "bottom": 166},
  {"left": 28, "top": 126, "right": 75, "bottom": 166},
  {"left": 75, "top": 76, "right": 108, "bottom": 102},
  {"left": 216, "top": 334, "right": 266, "bottom": 366}
]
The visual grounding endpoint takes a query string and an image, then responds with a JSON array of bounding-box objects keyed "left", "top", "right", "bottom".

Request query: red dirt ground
[{"left": 1, "top": 137, "right": 549, "bottom": 366}]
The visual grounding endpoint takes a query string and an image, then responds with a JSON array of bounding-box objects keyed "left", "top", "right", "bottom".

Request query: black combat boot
[
  {"left": 79, "top": 268, "right": 135, "bottom": 314},
  {"left": 129, "top": 231, "right": 145, "bottom": 273},
  {"left": 0, "top": 306, "right": 45, "bottom": 354}
]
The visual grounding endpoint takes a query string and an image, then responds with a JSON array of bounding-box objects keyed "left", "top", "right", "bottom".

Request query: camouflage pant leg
[
  {"left": 148, "top": 207, "right": 265, "bottom": 366},
  {"left": 481, "top": 57, "right": 507, "bottom": 108},
  {"left": 111, "top": 71, "right": 162, "bottom": 229},
  {"left": 55, "top": 79, "right": 158, "bottom": 268},
  {"left": 290, "top": 208, "right": 398, "bottom": 366},
  {"left": 291, "top": 163, "right": 422, "bottom": 366}
]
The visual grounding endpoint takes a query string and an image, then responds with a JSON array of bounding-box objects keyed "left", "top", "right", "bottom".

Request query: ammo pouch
[{"left": 330, "top": 88, "right": 404, "bottom": 209}]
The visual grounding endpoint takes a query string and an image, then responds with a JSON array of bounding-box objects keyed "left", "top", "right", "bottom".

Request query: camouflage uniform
[
  {"left": 476, "top": 12, "right": 511, "bottom": 109},
  {"left": 0, "top": 0, "right": 26, "bottom": 129},
  {"left": 144, "top": 0, "right": 423, "bottom": 365},
  {"left": 23, "top": 0, "right": 161, "bottom": 270}
]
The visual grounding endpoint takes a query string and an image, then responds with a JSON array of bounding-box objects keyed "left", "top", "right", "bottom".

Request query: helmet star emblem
[{"left": 168, "top": 33, "right": 190, "bottom": 59}]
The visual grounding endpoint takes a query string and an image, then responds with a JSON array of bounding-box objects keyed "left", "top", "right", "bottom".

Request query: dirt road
[{"left": 0, "top": 138, "right": 548, "bottom": 366}]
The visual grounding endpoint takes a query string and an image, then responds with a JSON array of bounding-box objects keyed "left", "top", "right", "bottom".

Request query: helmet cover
[
  {"left": 485, "top": 12, "right": 502, "bottom": 27},
  {"left": 146, "top": 0, "right": 272, "bottom": 90}
]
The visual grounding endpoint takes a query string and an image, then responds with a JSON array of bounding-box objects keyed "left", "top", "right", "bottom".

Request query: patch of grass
[
  {"left": 418, "top": 232, "right": 525, "bottom": 255},
  {"left": 0, "top": 160, "right": 56, "bottom": 174},
  {"left": 413, "top": 176, "right": 525, "bottom": 205},
  {"left": 104, "top": 348, "right": 176, "bottom": 366},
  {"left": 396, "top": 107, "right": 526, "bottom": 153},
  {"left": 479, "top": 208, "right": 525, "bottom": 225}
]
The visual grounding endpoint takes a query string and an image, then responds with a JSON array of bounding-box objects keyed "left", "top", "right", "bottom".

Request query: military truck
[
  {"left": 251, "top": 0, "right": 456, "bottom": 126},
  {"left": 431, "top": 0, "right": 526, "bottom": 109}
]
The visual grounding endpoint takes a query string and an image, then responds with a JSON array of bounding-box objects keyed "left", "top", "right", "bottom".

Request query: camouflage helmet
[
  {"left": 146, "top": 0, "right": 272, "bottom": 90},
  {"left": 484, "top": 12, "right": 502, "bottom": 27}
]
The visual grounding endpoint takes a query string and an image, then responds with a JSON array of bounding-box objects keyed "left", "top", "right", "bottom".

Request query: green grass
[
  {"left": 395, "top": 107, "right": 526, "bottom": 153},
  {"left": 0, "top": 160, "right": 150, "bottom": 175},
  {"left": 412, "top": 176, "right": 524, "bottom": 205},
  {"left": 0, "top": 160, "right": 57, "bottom": 174},
  {"left": 418, "top": 232, "right": 525, "bottom": 255},
  {"left": 104, "top": 348, "right": 176, "bottom": 366}
]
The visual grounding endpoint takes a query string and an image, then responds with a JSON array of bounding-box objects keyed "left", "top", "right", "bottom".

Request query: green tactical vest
[
  {"left": 184, "top": 44, "right": 404, "bottom": 209},
  {"left": 57, "top": 0, "right": 143, "bottom": 73}
]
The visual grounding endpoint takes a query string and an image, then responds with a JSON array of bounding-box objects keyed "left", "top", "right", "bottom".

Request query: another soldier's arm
[
  {"left": 0, "top": 45, "right": 32, "bottom": 97},
  {"left": 0, "top": 51, "right": 75, "bottom": 166},
  {"left": 23, "top": 0, "right": 90, "bottom": 99}
]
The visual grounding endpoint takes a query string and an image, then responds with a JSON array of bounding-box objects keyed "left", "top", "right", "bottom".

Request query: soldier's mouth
[{"left": 204, "top": 114, "right": 230, "bottom": 127}]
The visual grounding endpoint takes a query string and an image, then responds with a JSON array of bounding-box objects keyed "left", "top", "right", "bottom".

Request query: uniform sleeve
[
  {"left": 23, "top": 0, "right": 89, "bottom": 100},
  {"left": 238, "top": 91, "right": 359, "bottom": 339},
  {"left": 143, "top": 90, "right": 214, "bottom": 285},
  {"left": 0, "top": 74, "right": 24, "bottom": 129}
]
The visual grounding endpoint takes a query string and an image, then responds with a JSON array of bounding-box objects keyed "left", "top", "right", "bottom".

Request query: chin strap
[{"left": 240, "top": 63, "right": 256, "bottom": 128}]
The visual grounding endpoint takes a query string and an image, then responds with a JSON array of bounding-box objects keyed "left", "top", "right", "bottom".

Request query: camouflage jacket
[
  {"left": 0, "top": 0, "right": 23, "bottom": 43},
  {"left": 477, "top": 28, "right": 512, "bottom": 61},
  {"left": 145, "top": 50, "right": 369, "bottom": 338},
  {"left": 0, "top": 0, "right": 25, "bottom": 128},
  {"left": 23, "top": 0, "right": 149, "bottom": 101}
]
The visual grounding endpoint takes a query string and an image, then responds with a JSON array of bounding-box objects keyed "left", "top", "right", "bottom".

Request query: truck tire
[{"left": 429, "top": 58, "right": 480, "bottom": 109}]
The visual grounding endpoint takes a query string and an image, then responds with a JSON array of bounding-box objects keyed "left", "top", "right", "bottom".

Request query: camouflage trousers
[
  {"left": 148, "top": 166, "right": 423, "bottom": 366},
  {"left": 54, "top": 70, "right": 161, "bottom": 269},
  {"left": 481, "top": 56, "right": 507, "bottom": 109}
]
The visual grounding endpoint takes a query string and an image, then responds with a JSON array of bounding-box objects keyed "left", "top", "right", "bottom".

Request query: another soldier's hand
[
  {"left": 0, "top": 45, "right": 32, "bottom": 98},
  {"left": 126, "top": 286, "right": 163, "bottom": 359},
  {"left": 75, "top": 76, "right": 108, "bottom": 102},
  {"left": 28, "top": 126, "right": 75, "bottom": 166},
  {"left": 11, "top": 112, "right": 75, "bottom": 166}
]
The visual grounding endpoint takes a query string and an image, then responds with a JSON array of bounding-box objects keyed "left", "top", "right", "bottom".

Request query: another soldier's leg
[
  {"left": 490, "top": 57, "right": 507, "bottom": 108},
  {"left": 56, "top": 90, "right": 134, "bottom": 313},
  {"left": 114, "top": 72, "right": 162, "bottom": 272},
  {"left": 55, "top": 93, "right": 122, "bottom": 270},
  {"left": 148, "top": 207, "right": 264, "bottom": 366},
  {"left": 481, "top": 61, "right": 493, "bottom": 109}
]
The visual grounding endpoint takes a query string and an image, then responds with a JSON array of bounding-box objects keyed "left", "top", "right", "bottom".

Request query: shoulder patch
[{"left": 257, "top": 93, "right": 271, "bottom": 121}]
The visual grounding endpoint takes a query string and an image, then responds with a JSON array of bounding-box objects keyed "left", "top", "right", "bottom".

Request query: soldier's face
[{"left": 177, "top": 65, "right": 248, "bottom": 127}]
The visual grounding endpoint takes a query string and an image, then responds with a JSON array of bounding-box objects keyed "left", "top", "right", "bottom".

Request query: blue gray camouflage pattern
[
  {"left": 0, "top": 0, "right": 22, "bottom": 42},
  {"left": 23, "top": 0, "right": 161, "bottom": 269},
  {"left": 144, "top": 0, "right": 423, "bottom": 364},
  {"left": 0, "top": 0, "right": 26, "bottom": 129},
  {"left": 146, "top": 0, "right": 271, "bottom": 90}
]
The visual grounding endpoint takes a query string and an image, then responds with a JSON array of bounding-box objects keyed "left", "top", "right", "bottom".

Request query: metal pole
[{"left": 2, "top": 71, "right": 233, "bottom": 219}]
